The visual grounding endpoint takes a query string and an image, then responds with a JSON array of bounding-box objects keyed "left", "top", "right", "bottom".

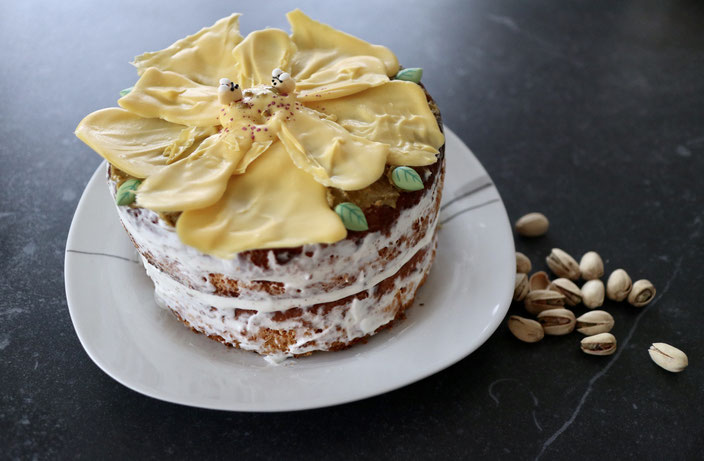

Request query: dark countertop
[{"left": 1, "top": 0, "right": 702, "bottom": 459}]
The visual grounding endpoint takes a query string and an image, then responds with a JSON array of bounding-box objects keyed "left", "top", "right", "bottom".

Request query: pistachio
[
  {"left": 529, "top": 271, "right": 550, "bottom": 291},
  {"left": 537, "top": 308, "right": 576, "bottom": 335},
  {"left": 515, "top": 212, "right": 549, "bottom": 237},
  {"left": 514, "top": 273, "right": 529, "bottom": 302},
  {"left": 546, "top": 248, "right": 580, "bottom": 280},
  {"left": 549, "top": 278, "right": 582, "bottom": 306},
  {"left": 524, "top": 289, "right": 565, "bottom": 315},
  {"left": 508, "top": 315, "right": 544, "bottom": 343},
  {"left": 581, "top": 279, "right": 605, "bottom": 309},
  {"left": 628, "top": 279, "right": 656, "bottom": 307},
  {"left": 576, "top": 310, "right": 614, "bottom": 335},
  {"left": 648, "top": 343, "right": 688, "bottom": 373},
  {"left": 606, "top": 269, "right": 632, "bottom": 302},
  {"left": 516, "top": 252, "right": 532, "bottom": 274},
  {"left": 580, "top": 333, "right": 617, "bottom": 356},
  {"left": 579, "top": 251, "right": 604, "bottom": 280}
]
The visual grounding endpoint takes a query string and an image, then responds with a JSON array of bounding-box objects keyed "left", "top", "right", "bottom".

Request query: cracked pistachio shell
[
  {"left": 628, "top": 279, "right": 656, "bottom": 307},
  {"left": 582, "top": 279, "right": 605, "bottom": 309},
  {"left": 524, "top": 289, "right": 565, "bottom": 315},
  {"left": 576, "top": 310, "right": 614, "bottom": 335},
  {"left": 579, "top": 251, "right": 604, "bottom": 280},
  {"left": 515, "top": 212, "right": 549, "bottom": 237},
  {"left": 606, "top": 269, "right": 632, "bottom": 302},
  {"left": 648, "top": 343, "right": 688, "bottom": 373},
  {"left": 529, "top": 271, "right": 550, "bottom": 291},
  {"left": 580, "top": 332, "right": 617, "bottom": 356},
  {"left": 537, "top": 308, "right": 576, "bottom": 335},
  {"left": 514, "top": 273, "right": 529, "bottom": 302},
  {"left": 546, "top": 248, "right": 580, "bottom": 280},
  {"left": 516, "top": 252, "right": 532, "bottom": 274},
  {"left": 508, "top": 315, "right": 544, "bottom": 343},
  {"left": 549, "top": 278, "right": 582, "bottom": 306}
]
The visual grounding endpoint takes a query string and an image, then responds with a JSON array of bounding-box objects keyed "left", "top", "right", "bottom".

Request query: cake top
[{"left": 75, "top": 10, "right": 444, "bottom": 258}]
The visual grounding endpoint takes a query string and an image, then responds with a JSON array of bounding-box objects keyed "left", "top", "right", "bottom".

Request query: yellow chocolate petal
[
  {"left": 132, "top": 13, "right": 243, "bottom": 86},
  {"left": 137, "top": 132, "right": 256, "bottom": 211},
  {"left": 177, "top": 142, "right": 346, "bottom": 258},
  {"left": 274, "top": 108, "right": 388, "bottom": 190},
  {"left": 75, "top": 108, "right": 211, "bottom": 178},
  {"left": 296, "top": 56, "right": 389, "bottom": 102},
  {"left": 233, "top": 139, "right": 272, "bottom": 174},
  {"left": 306, "top": 81, "right": 444, "bottom": 166},
  {"left": 164, "top": 125, "right": 218, "bottom": 164},
  {"left": 287, "top": 9, "right": 399, "bottom": 79},
  {"left": 232, "top": 29, "right": 297, "bottom": 87},
  {"left": 118, "top": 68, "right": 220, "bottom": 127}
]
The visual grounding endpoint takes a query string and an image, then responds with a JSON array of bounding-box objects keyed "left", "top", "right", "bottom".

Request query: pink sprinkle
[
  {"left": 256, "top": 128, "right": 261, "bottom": 132},
  {"left": 242, "top": 127, "right": 247, "bottom": 131},
  {"left": 264, "top": 128, "right": 268, "bottom": 131}
]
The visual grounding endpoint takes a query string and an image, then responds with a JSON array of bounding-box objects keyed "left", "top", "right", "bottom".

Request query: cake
[{"left": 75, "top": 10, "right": 445, "bottom": 363}]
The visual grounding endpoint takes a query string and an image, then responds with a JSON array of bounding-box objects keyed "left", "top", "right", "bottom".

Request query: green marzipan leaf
[
  {"left": 394, "top": 68, "right": 423, "bottom": 84},
  {"left": 391, "top": 166, "right": 424, "bottom": 191},
  {"left": 119, "top": 86, "right": 134, "bottom": 97},
  {"left": 334, "top": 202, "right": 368, "bottom": 231},
  {"left": 116, "top": 179, "right": 141, "bottom": 206}
]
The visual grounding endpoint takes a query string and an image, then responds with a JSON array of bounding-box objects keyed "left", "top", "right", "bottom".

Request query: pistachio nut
[
  {"left": 576, "top": 310, "right": 614, "bottom": 335},
  {"left": 606, "top": 269, "right": 632, "bottom": 302},
  {"left": 508, "top": 315, "right": 544, "bottom": 343},
  {"left": 546, "top": 248, "right": 580, "bottom": 280},
  {"left": 515, "top": 212, "right": 549, "bottom": 237},
  {"left": 580, "top": 333, "right": 617, "bottom": 356},
  {"left": 582, "top": 279, "right": 605, "bottom": 309},
  {"left": 529, "top": 271, "right": 551, "bottom": 291},
  {"left": 549, "top": 278, "right": 582, "bottom": 306},
  {"left": 524, "top": 289, "right": 566, "bottom": 315},
  {"left": 537, "top": 308, "right": 576, "bottom": 335},
  {"left": 628, "top": 279, "right": 656, "bottom": 307},
  {"left": 579, "top": 251, "right": 604, "bottom": 280},
  {"left": 648, "top": 343, "right": 688, "bottom": 373},
  {"left": 514, "top": 273, "right": 529, "bottom": 301},
  {"left": 516, "top": 252, "right": 532, "bottom": 274}
]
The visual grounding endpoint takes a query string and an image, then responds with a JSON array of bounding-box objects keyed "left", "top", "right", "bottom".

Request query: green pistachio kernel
[
  {"left": 116, "top": 179, "right": 141, "bottom": 206},
  {"left": 334, "top": 202, "right": 368, "bottom": 231},
  {"left": 391, "top": 166, "right": 424, "bottom": 191},
  {"left": 394, "top": 68, "right": 423, "bottom": 83},
  {"left": 119, "top": 86, "right": 134, "bottom": 97}
]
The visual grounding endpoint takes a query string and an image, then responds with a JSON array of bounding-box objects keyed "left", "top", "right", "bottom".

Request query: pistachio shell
[
  {"left": 582, "top": 279, "right": 605, "bottom": 309},
  {"left": 546, "top": 248, "right": 580, "bottom": 280},
  {"left": 648, "top": 343, "right": 688, "bottom": 372},
  {"left": 394, "top": 67, "right": 423, "bottom": 83},
  {"left": 549, "top": 278, "right": 582, "bottom": 306},
  {"left": 579, "top": 251, "right": 604, "bottom": 280},
  {"left": 508, "top": 315, "right": 544, "bottom": 343},
  {"left": 537, "top": 308, "right": 576, "bottom": 335},
  {"left": 391, "top": 166, "right": 424, "bottom": 191},
  {"left": 576, "top": 310, "right": 614, "bottom": 335},
  {"left": 628, "top": 279, "right": 656, "bottom": 307},
  {"left": 515, "top": 213, "right": 549, "bottom": 237},
  {"left": 529, "top": 271, "right": 550, "bottom": 291},
  {"left": 524, "top": 289, "right": 565, "bottom": 315},
  {"left": 580, "top": 333, "right": 617, "bottom": 356},
  {"left": 515, "top": 252, "right": 532, "bottom": 274},
  {"left": 606, "top": 269, "right": 632, "bottom": 301},
  {"left": 116, "top": 178, "right": 141, "bottom": 206},
  {"left": 334, "top": 202, "right": 368, "bottom": 231},
  {"left": 514, "top": 273, "right": 529, "bottom": 302}
]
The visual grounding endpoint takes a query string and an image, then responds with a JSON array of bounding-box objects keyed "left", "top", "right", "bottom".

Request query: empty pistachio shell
[
  {"left": 628, "top": 279, "right": 656, "bottom": 307},
  {"left": 537, "top": 308, "right": 576, "bottom": 335},
  {"left": 546, "top": 248, "right": 581, "bottom": 280},
  {"left": 394, "top": 67, "right": 423, "bottom": 83},
  {"left": 606, "top": 269, "right": 632, "bottom": 302},
  {"left": 334, "top": 202, "right": 368, "bottom": 231},
  {"left": 516, "top": 252, "right": 532, "bottom": 274},
  {"left": 581, "top": 333, "right": 617, "bottom": 356},
  {"left": 391, "top": 166, "right": 424, "bottom": 191},
  {"left": 508, "top": 315, "right": 544, "bottom": 343},
  {"left": 514, "top": 273, "right": 529, "bottom": 301},
  {"left": 582, "top": 279, "right": 605, "bottom": 309},
  {"left": 529, "top": 271, "right": 551, "bottom": 291},
  {"left": 576, "top": 310, "right": 614, "bottom": 335},
  {"left": 579, "top": 251, "right": 604, "bottom": 280},
  {"left": 524, "top": 289, "right": 565, "bottom": 315},
  {"left": 515, "top": 213, "right": 549, "bottom": 237},
  {"left": 116, "top": 178, "right": 141, "bottom": 206},
  {"left": 549, "top": 278, "right": 582, "bottom": 306},
  {"left": 648, "top": 343, "right": 688, "bottom": 372}
]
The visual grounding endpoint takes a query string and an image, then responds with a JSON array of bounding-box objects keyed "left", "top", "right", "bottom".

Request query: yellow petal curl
[
  {"left": 177, "top": 142, "right": 346, "bottom": 258},
  {"left": 231, "top": 29, "right": 297, "bottom": 88},
  {"left": 295, "top": 56, "right": 389, "bottom": 102},
  {"left": 132, "top": 13, "right": 243, "bottom": 86}
]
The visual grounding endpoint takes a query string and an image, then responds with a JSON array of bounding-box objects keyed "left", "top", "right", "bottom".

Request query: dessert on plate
[{"left": 75, "top": 10, "right": 445, "bottom": 362}]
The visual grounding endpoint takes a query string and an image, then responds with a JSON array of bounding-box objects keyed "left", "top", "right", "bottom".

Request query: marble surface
[{"left": 1, "top": 0, "right": 702, "bottom": 459}]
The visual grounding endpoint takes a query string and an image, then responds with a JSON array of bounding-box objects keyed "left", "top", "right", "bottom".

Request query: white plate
[{"left": 64, "top": 127, "right": 515, "bottom": 412}]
